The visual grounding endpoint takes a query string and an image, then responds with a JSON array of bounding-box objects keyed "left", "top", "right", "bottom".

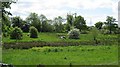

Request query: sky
[{"left": 6, "top": 0, "right": 119, "bottom": 26}]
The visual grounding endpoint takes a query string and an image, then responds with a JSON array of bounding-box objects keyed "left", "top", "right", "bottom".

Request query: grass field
[
  {"left": 2, "top": 33, "right": 118, "bottom": 65},
  {"left": 2, "top": 45, "right": 118, "bottom": 65},
  {"left": 2, "top": 33, "right": 118, "bottom": 43}
]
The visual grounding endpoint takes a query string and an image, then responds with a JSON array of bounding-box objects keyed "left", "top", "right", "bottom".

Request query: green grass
[
  {"left": 2, "top": 33, "right": 118, "bottom": 43},
  {"left": 2, "top": 45, "right": 118, "bottom": 65}
]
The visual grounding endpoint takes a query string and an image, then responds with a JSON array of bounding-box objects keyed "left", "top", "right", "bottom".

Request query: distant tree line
[
  {"left": 1, "top": 1, "right": 120, "bottom": 38},
  {"left": 2, "top": 12, "right": 120, "bottom": 37}
]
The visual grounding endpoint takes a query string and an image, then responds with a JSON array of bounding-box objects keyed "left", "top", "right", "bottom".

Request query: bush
[
  {"left": 101, "top": 29, "right": 110, "bottom": 34},
  {"left": 29, "top": 26, "right": 38, "bottom": 38},
  {"left": 10, "top": 27, "right": 23, "bottom": 39},
  {"left": 68, "top": 28, "right": 80, "bottom": 39},
  {"left": 80, "top": 30, "right": 88, "bottom": 34},
  {"left": 114, "top": 28, "right": 120, "bottom": 34},
  {"left": 2, "top": 25, "right": 13, "bottom": 37}
]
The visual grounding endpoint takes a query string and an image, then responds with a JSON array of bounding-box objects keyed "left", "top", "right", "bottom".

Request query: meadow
[
  {"left": 2, "top": 45, "right": 118, "bottom": 65},
  {"left": 2, "top": 33, "right": 118, "bottom": 43},
  {"left": 2, "top": 33, "right": 119, "bottom": 66}
]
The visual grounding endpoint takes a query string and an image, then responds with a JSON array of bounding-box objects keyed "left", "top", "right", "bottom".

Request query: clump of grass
[
  {"left": 87, "top": 48, "right": 94, "bottom": 51},
  {"left": 54, "top": 48, "right": 58, "bottom": 52},
  {"left": 64, "top": 57, "right": 67, "bottom": 60},
  {"left": 47, "top": 49, "right": 51, "bottom": 52}
]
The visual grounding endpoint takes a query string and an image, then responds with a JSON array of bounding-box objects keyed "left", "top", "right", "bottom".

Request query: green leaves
[
  {"left": 10, "top": 27, "right": 23, "bottom": 39},
  {"left": 29, "top": 26, "right": 38, "bottom": 38}
]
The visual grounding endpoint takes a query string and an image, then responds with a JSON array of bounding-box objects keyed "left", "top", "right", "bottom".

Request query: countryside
[{"left": 1, "top": 0, "right": 120, "bottom": 67}]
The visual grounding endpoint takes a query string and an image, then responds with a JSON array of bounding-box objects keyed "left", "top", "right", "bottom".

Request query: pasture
[
  {"left": 2, "top": 33, "right": 118, "bottom": 66},
  {"left": 2, "top": 45, "right": 118, "bottom": 65}
]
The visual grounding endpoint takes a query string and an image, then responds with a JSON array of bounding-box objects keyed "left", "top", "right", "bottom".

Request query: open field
[
  {"left": 2, "top": 33, "right": 118, "bottom": 66},
  {"left": 2, "top": 33, "right": 118, "bottom": 43},
  {"left": 2, "top": 45, "right": 118, "bottom": 65}
]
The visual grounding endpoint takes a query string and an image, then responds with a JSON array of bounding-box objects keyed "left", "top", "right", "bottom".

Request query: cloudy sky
[{"left": 7, "top": 0, "right": 119, "bottom": 26}]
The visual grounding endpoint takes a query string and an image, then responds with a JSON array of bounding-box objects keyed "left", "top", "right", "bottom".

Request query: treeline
[
  {"left": 2, "top": 12, "right": 87, "bottom": 36},
  {"left": 2, "top": 12, "right": 120, "bottom": 37}
]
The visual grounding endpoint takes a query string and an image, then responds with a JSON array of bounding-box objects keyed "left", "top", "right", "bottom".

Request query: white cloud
[{"left": 8, "top": 0, "right": 119, "bottom": 25}]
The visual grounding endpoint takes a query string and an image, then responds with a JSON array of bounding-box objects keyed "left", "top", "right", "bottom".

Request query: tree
[
  {"left": 74, "top": 15, "right": 87, "bottom": 31},
  {"left": 53, "top": 16, "right": 64, "bottom": 32},
  {"left": 67, "top": 14, "right": 74, "bottom": 27},
  {"left": 95, "top": 21, "right": 103, "bottom": 30},
  {"left": 1, "top": 1, "right": 16, "bottom": 36},
  {"left": 2, "top": 1, "right": 16, "bottom": 18},
  {"left": 41, "top": 21, "right": 50, "bottom": 32},
  {"left": 39, "top": 14, "right": 47, "bottom": 32},
  {"left": 47, "top": 20, "right": 54, "bottom": 32},
  {"left": 26, "top": 13, "right": 41, "bottom": 32},
  {"left": 2, "top": 15, "right": 11, "bottom": 36},
  {"left": 65, "top": 23, "right": 71, "bottom": 32},
  {"left": 105, "top": 16, "right": 116, "bottom": 34},
  {"left": 21, "top": 21, "right": 30, "bottom": 32},
  {"left": 11, "top": 16, "right": 23, "bottom": 28}
]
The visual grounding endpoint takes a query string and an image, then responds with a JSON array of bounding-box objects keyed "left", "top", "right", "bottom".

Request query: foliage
[
  {"left": 105, "top": 16, "right": 116, "bottom": 34},
  {"left": 68, "top": 28, "right": 80, "bottom": 39},
  {"left": 67, "top": 14, "right": 74, "bottom": 26},
  {"left": 2, "top": 25, "right": 13, "bottom": 37},
  {"left": 2, "top": 15, "right": 11, "bottom": 37},
  {"left": 2, "top": 1, "right": 16, "bottom": 19},
  {"left": 41, "top": 21, "right": 49, "bottom": 32},
  {"left": 65, "top": 23, "right": 71, "bottom": 32},
  {"left": 114, "top": 28, "right": 120, "bottom": 34},
  {"left": 10, "top": 27, "right": 23, "bottom": 39},
  {"left": 29, "top": 26, "right": 38, "bottom": 38},
  {"left": 11, "top": 16, "right": 23, "bottom": 28},
  {"left": 26, "top": 13, "right": 41, "bottom": 32},
  {"left": 101, "top": 29, "right": 110, "bottom": 34},
  {"left": 53, "top": 16, "right": 64, "bottom": 33},
  {"left": 95, "top": 21, "right": 103, "bottom": 30},
  {"left": 21, "top": 22, "right": 30, "bottom": 32},
  {"left": 90, "top": 27, "right": 99, "bottom": 44},
  {"left": 74, "top": 15, "right": 87, "bottom": 31},
  {"left": 80, "top": 30, "right": 88, "bottom": 34}
]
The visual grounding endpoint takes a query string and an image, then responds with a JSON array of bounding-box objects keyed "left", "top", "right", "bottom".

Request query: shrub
[
  {"left": 80, "top": 30, "right": 88, "bottom": 34},
  {"left": 114, "top": 28, "right": 120, "bottom": 34},
  {"left": 10, "top": 27, "right": 23, "bottom": 39},
  {"left": 68, "top": 28, "right": 80, "bottom": 39},
  {"left": 90, "top": 27, "right": 99, "bottom": 44},
  {"left": 2, "top": 26, "right": 13, "bottom": 37},
  {"left": 101, "top": 29, "right": 110, "bottom": 34},
  {"left": 29, "top": 26, "right": 38, "bottom": 38}
]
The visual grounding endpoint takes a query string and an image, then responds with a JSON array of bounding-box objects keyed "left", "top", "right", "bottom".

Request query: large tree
[
  {"left": 105, "top": 16, "right": 116, "bottom": 34},
  {"left": 53, "top": 16, "right": 64, "bottom": 33},
  {"left": 67, "top": 14, "right": 74, "bottom": 27},
  {"left": 2, "top": 1, "right": 16, "bottom": 23},
  {"left": 11, "top": 16, "right": 23, "bottom": 28},
  {"left": 1, "top": 1, "right": 16, "bottom": 36},
  {"left": 39, "top": 14, "right": 47, "bottom": 32},
  {"left": 74, "top": 15, "right": 87, "bottom": 31},
  {"left": 26, "top": 13, "right": 41, "bottom": 32}
]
